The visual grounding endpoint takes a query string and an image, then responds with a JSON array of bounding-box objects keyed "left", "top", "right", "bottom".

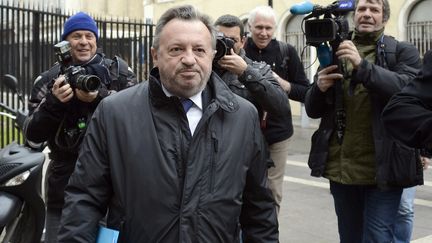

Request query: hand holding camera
[
  {"left": 217, "top": 49, "right": 247, "bottom": 76},
  {"left": 335, "top": 40, "right": 362, "bottom": 69},
  {"left": 52, "top": 75, "right": 74, "bottom": 103},
  {"left": 316, "top": 65, "right": 344, "bottom": 93}
]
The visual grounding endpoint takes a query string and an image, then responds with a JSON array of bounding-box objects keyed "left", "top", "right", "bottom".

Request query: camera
[
  {"left": 214, "top": 32, "right": 236, "bottom": 61},
  {"left": 291, "top": 0, "right": 355, "bottom": 67},
  {"left": 301, "top": 0, "right": 355, "bottom": 46},
  {"left": 53, "top": 40, "right": 101, "bottom": 92}
]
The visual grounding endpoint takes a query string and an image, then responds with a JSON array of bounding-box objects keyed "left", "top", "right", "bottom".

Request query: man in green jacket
[{"left": 305, "top": 0, "right": 422, "bottom": 242}]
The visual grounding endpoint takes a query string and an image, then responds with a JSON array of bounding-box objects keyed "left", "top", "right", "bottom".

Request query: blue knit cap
[{"left": 62, "top": 12, "right": 98, "bottom": 40}]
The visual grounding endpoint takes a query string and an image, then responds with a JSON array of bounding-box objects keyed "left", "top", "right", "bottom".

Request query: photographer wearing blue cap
[{"left": 23, "top": 11, "right": 137, "bottom": 242}]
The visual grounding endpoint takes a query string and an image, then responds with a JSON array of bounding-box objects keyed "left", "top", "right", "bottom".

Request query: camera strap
[
  {"left": 332, "top": 41, "right": 346, "bottom": 145},
  {"left": 54, "top": 112, "right": 89, "bottom": 151},
  {"left": 334, "top": 78, "right": 346, "bottom": 145}
]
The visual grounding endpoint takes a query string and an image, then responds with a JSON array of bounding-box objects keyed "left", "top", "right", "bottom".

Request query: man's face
[
  {"left": 216, "top": 25, "right": 244, "bottom": 55},
  {"left": 249, "top": 14, "right": 275, "bottom": 49},
  {"left": 354, "top": 0, "right": 386, "bottom": 33},
  {"left": 66, "top": 30, "right": 97, "bottom": 64},
  {"left": 151, "top": 19, "right": 214, "bottom": 98}
]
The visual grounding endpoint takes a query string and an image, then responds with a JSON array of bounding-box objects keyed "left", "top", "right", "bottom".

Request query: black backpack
[{"left": 104, "top": 55, "right": 129, "bottom": 87}]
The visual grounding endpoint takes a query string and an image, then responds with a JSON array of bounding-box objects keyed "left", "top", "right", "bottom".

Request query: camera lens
[
  {"left": 214, "top": 39, "right": 228, "bottom": 61},
  {"left": 76, "top": 75, "right": 101, "bottom": 92}
]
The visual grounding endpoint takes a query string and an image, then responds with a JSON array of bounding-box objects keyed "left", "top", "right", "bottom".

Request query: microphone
[{"left": 290, "top": 1, "right": 315, "bottom": 15}]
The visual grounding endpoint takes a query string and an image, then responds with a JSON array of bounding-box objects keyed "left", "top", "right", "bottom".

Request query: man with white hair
[{"left": 244, "top": 5, "right": 310, "bottom": 214}]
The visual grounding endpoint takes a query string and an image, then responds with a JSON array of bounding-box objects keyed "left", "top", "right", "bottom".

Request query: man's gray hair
[
  {"left": 355, "top": 0, "right": 390, "bottom": 23},
  {"left": 248, "top": 5, "right": 277, "bottom": 27},
  {"left": 152, "top": 5, "right": 216, "bottom": 50}
]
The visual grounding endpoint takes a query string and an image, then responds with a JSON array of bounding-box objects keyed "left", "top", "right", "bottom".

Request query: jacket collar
[{"left": 148, "top": 67, "right": 238, "bottom": 113}]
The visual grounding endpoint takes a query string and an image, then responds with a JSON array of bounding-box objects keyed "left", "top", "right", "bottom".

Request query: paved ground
[{"left": 278, "top": 116, "right": 432, "bottom": 242}]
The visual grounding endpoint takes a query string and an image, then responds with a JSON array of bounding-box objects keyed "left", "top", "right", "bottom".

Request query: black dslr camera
[
  {"left": 53, "top": 40, "right": 100, "bottom": 92},
  {"left": 214, "top": 32, "right": 236, "bottom": 61}
]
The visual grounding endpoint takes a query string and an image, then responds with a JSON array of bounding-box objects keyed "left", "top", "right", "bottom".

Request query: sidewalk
[{"left": 290, "top": 115, "right": 319, "bottom": 155}]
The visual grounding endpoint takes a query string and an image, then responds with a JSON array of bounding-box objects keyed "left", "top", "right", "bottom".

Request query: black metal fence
[{"left": 0, "top": 0, "right": 154, "bottom": 147}]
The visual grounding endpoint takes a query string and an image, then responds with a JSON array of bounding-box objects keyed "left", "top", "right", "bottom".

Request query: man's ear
[
  {"left": 151, "top": 47, "right": 158, "bottom": 66},
  {"left": 240, "top": 36, "right": 246, "bottom": 45}
]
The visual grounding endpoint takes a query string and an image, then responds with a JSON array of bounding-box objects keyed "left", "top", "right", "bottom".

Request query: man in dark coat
[
  {"left": 382, "top": 49, "right": 432, "bottom": 242},
  {"left": 304, "top": 0, "right": 422, "bottom": 242},
  {"left": 382, "top": 50, "right": 432, "bottom": 149},
  {"left": 57, "top": 5, "right": 278, "bottom": 242},
  {"left": 23, "top": 12, "right": 136, "bottom": 243}
]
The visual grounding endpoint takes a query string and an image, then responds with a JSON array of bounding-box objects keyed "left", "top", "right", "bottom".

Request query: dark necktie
[{"left": 181, "top": 98, "right": 194, "bottom": 113}]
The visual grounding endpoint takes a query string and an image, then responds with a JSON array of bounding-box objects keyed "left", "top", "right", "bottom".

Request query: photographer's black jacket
[
  {"left": 24, "top": 53, "right": 137, "bottom": 208},
  {"left": 215, "top": 49, "right": 291, "bottom": 145},
  {"left": 244, "top": 38, "right": 310, "bottom": 144},
  {"left": 383, "top": 50, "right": 432, "bottom": 149}
]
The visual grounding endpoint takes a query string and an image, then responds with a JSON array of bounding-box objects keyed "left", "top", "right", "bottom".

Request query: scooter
[{"left": 0, "top": 74, "right": 46, "bottom": 243}]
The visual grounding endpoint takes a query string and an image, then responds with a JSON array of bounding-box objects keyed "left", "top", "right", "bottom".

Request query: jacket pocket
[
  {"left": 377, "top": 139, "right": 423, "bottom": 188},
  {"left": 308, "top": 128, "right": 331, "bottom": 177}
]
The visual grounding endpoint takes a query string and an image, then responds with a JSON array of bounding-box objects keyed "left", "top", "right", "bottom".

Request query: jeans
[
  {"left": 330, "top": 181, "right": 402, "bottom": 243},
  {"left": 393, "top": 186, "right": 416, "bottom": 243},
  {"left": 44, "top": 207, "right": 62, "bottom": 243}
]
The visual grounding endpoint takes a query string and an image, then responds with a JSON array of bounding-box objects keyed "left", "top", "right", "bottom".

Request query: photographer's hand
[
  {"left": 52, "top": 75, "right": 73, "bottom": 103},
  {"left": 217, "top": 49, "right": 247, "bottom": 76},
  {"left": 317, "top": 65, "right": 343, "bottom": 92},
  {"left": 336, "top": 40, "right": 362, "bottom": 69},
  {"left": 75, "top": 89, "right": 99, "bottom": 103}
]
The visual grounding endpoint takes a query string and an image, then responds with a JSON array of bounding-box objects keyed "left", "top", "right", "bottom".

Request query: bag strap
[
  {"left": 112, "top": 55, "right": 129, "bottom": 85},
  {"left": 381, "top": 35, "right": 398, "bottom": 70},
  {"left": 278, "top": 41, "right": 290, "bottom": 79},
  {"left": 279, "top": 41, "right": 289, "bottom": 57}
]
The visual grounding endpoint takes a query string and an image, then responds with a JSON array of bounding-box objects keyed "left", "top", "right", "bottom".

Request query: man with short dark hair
[
  {"left": 213, "top": 14, "right": 290, "bottom": 181},
  {"left": 57, "top": 5, "right": 278, "bottom": 242}
]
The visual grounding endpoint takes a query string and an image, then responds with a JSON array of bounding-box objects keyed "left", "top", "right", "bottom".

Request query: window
[{"left": 407, "top": 0, "right": 432, "bottom": 58}]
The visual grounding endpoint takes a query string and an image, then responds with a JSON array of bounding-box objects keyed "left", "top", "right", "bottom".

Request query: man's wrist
[{"left": 279, "top": 77, "right": 291, "bottom": 93}]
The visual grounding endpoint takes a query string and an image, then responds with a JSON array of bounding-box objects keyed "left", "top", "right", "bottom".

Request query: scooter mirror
[
  {"left": 3, "top": 74, "right": 19, "bottom": 93},
  {"left": 3, "top": 74, "right": 26, "bottom": 110}
]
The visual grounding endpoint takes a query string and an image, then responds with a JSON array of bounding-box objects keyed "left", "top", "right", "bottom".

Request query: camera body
[
  {"left": 303, "top": 0, "right": 355, "bottom": 47},
  {"left": 214, "top": 32, "right": 236, "bottom": 61},
  {"left": 53, "top": 40, "right": 100, "bottom": 92}
]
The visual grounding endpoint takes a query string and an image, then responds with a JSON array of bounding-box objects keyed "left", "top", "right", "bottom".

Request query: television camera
[
  {"left": 291, "top": 0, "right": 356, "bottom": 145},
  {"left": 290, "top": 0, "right": 355, "bottom": 67}
]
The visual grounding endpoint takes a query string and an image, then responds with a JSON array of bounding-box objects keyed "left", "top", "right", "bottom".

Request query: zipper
[{"left": 209, "top": 131, "right": 218, "bottom": 193}]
